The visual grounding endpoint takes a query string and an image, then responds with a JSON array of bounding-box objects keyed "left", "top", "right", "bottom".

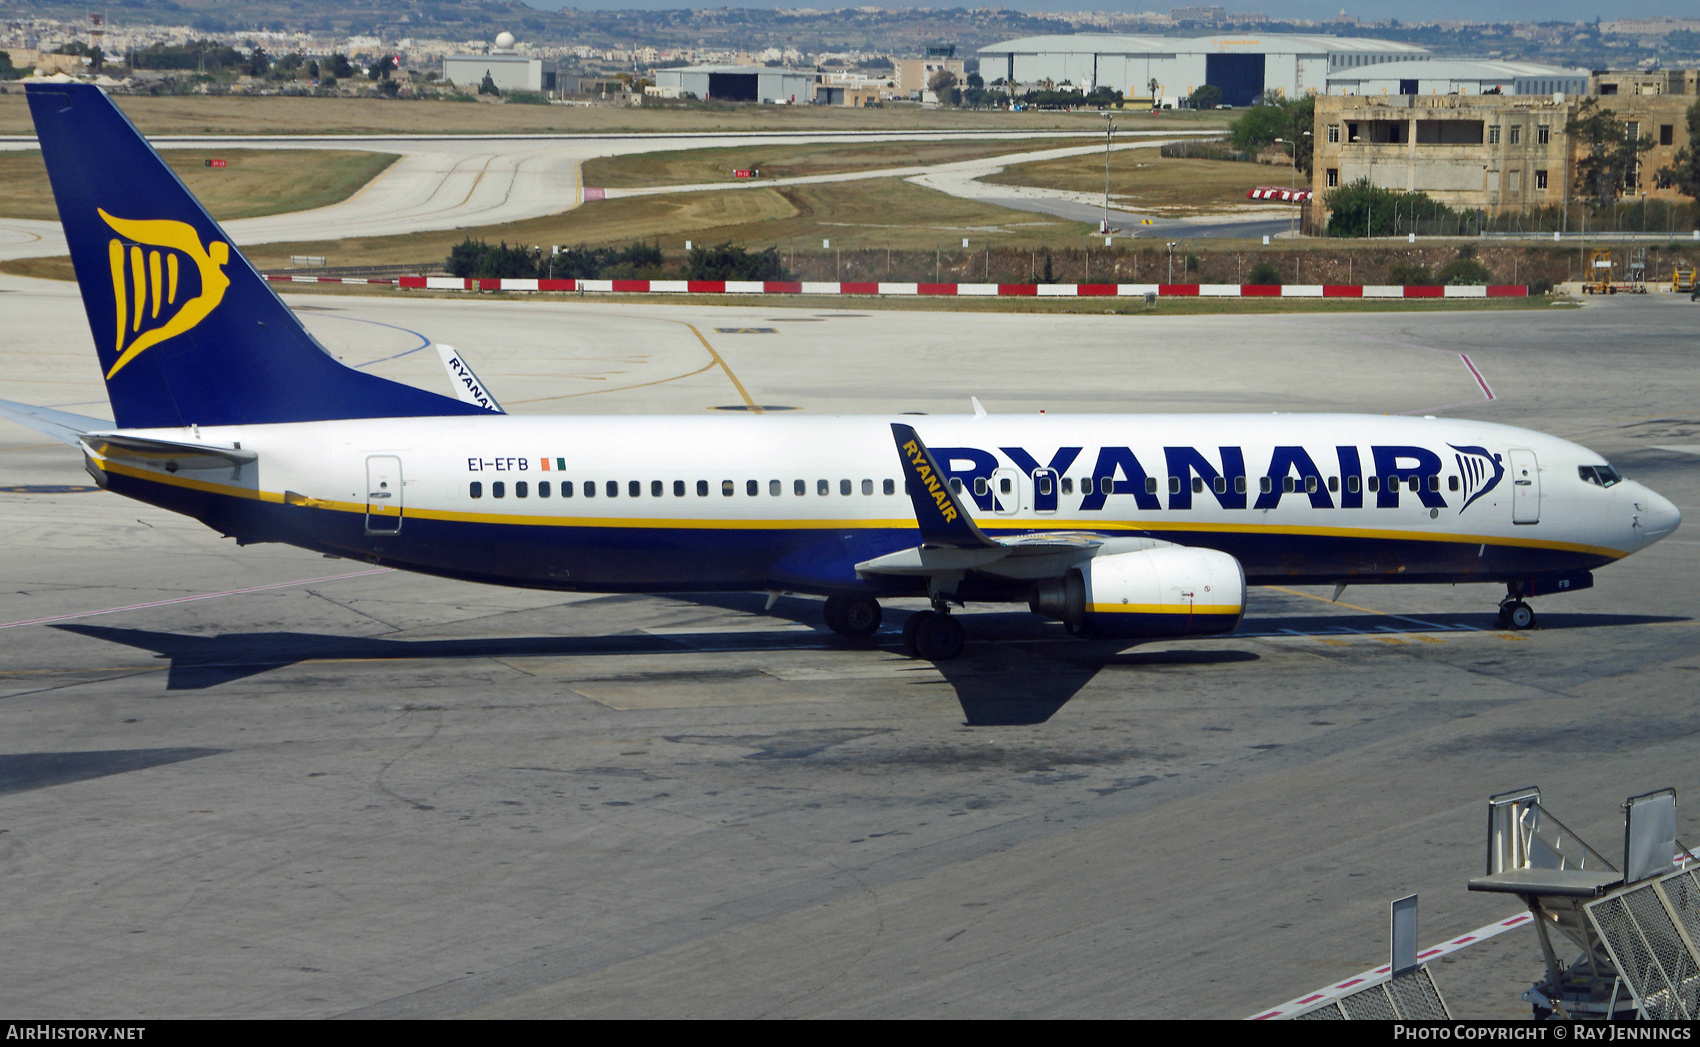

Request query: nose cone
[{"left": 1640, "top": 487, "right": 1682, "bottom": 546}]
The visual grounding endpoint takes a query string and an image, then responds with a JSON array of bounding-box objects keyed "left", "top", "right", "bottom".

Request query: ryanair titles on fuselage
[{"left": 466, "top": 442, "right": 1507, "bottom": 516}]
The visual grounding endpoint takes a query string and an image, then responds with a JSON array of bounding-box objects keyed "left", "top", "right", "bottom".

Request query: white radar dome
[{"left": 495, "top": 31, "right": 515, "bottom": 50}]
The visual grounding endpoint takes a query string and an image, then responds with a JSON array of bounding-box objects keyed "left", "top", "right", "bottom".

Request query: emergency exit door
[
  {"left": 366, "top": 455, "right": 403, "bottom": 534},
  {"left": 1508, "top": 448, "right": 1539, "bottom": 525}
]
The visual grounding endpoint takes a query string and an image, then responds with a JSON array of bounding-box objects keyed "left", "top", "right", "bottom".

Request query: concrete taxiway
[{"left": 0, "top": 277, "right": 1697, "bottom": 1017}]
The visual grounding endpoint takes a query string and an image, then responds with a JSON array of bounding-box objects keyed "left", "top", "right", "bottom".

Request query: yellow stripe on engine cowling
[{"left": 1088, "top": 603, "right": 1244, "bottom": 615}]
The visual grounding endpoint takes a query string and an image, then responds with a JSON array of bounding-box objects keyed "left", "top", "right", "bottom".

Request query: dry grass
[
  {"left": 983, "top": 145, "right": 1297, "bottom": 216},
  {"left": 0, "top": 148, "right": 396, "bottom": 221},
  {"left": 209, "top": 177, "right": 1090, "bottom": 271},
  {"left": 582, "top": 137, "right": 1095, "bottom": 188},
  {"left": 0, "top": 176, "right": 1087, "bottom": 277},
  {"left": 0, "top": 257, "right": 75, "bottom": 281},
  {"left": 0, "top": 92, "right": 1231, "bottom": 137}
]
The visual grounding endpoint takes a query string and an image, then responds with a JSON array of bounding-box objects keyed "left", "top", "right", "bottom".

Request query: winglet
[
  {"left": 437, "top": 345, "right": 505, "bottom": 413},
  {"left": 891, "top": 422, "right": 995, "bottom": 549}
]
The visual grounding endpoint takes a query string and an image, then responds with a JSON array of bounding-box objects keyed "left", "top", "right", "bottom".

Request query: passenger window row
[
  {"left": 466, "top": 473, "right": 1460, "bottom": 502},
  {"left": 996, "top": 473, "right": 1460, "bottom": 498},
  {"left": 470, "top": 478, "right": 900, "bottom": 500}
]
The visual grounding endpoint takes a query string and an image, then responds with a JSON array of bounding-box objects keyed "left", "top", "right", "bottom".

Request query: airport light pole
[
  {"left": 1273, "top": 131, "right": 1309, "bottom": 238},
  {"left": 1166, "top": 240, "right": 1177, "bottom": 283},
  {"left": 1100, "top": 112, "right": 1116, "bottom": 235}
]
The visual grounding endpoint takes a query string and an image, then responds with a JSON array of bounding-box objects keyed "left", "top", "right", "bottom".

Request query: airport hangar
[{"left": 977, "top": 33, "right": 1431, "bottom": 106}]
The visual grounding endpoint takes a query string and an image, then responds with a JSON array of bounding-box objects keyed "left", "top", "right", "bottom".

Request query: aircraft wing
[
  {"left": 864, "top": 423, "right": 1172, "bottom": 580},
  {"left": 0, "top": 397, "right": 112, "bottom": 446}
]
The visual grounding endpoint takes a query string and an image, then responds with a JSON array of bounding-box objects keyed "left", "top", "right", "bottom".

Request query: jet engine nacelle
[{"left": 1029, "top": 546, "right": 1246, "bottom": 638}]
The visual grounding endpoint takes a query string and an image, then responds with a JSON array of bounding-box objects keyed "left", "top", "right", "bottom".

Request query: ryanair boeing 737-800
[{"left": 0, "top": 83, "right": 1681, "bottom": 660}]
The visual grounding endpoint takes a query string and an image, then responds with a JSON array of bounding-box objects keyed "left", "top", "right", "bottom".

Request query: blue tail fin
[{"left": 26, "top": 82, "right": 482, "bottom": 430}]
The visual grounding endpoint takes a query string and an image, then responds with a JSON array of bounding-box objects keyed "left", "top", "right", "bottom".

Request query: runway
[{"left": 1, "top": 277, "right": 1697, "bottom": 1017}]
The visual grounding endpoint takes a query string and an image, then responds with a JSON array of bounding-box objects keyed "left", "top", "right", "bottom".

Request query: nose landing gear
[
  {"left": 1502, "top": 581, "right": 1543, "bottom": 628},
  {"left": 1498, "top": 600, "right": 1535, "bottom": 629}
]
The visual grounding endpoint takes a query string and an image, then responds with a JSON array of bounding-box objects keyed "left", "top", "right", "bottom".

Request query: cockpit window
[{"left": 1578, "top": 464, "right": 1622, "bottom": 488}]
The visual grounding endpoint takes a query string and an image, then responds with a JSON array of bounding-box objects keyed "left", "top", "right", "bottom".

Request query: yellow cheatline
[
  {"left": 96, "top": 461, "right": 914, "bottom": 530},
  {"left": 1033, "top": 516, "right": 1624, "bottom": 559},
  {"left": 91, "top": 462, "right": 1625, "bottom": 557}
]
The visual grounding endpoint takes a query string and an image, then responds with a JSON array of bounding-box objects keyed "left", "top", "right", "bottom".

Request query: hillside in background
[{"left": 4, "top": 0, "right": 1698, "bottom": 68}]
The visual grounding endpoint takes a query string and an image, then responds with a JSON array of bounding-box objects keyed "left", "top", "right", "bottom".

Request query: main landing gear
[
  {"left": 821, "top": 594, "right": 966, "bottom": 660},
  {"left": 822, "top": 594, "right": 882, "bottom": 638},
  {"left": 901, "top": 600, "right": 966, "bottom": 661}
]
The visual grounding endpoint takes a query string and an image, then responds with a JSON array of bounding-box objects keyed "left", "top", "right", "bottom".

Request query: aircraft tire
[
  {"left": 827, "top": 595, "right": 881, "bottom": 638},
  {"left": 1507, "top": 601, "right": 1535, "bottom": 630},
  {"left": 902, "top": 610, "right": 934, "bottom": 655},
  {"left": 914, "top": 613, "right": 966, "bottom": 661},
  {"left": 822, "top": 595, "right": 848, "bottom": 634}
]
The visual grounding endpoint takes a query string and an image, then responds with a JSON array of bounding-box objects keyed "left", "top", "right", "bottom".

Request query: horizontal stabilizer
[
  {"left": 81, "top": 433, "right": 256, "bottom": 471},
  {"left": 891, "top": 422, "right": 995, "bottom": 549},
  {"left": 0, "top": 398, "right": 112, "bottom": 446}
]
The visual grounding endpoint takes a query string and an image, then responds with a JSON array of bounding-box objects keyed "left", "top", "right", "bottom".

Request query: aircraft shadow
[
  {"left": 1237, "top": 610, "right": 1687, "bottom": 636},
  {"left": 655, "top": 594, "right": 1263, "bottom": 726},
  {"left": 0, "top": 747, "right": 224, "bottom": 796},
  {"left": 51, "top": 607, "right": 1248, "bottom": 727},
  {"left": 53, "top": 621, "right": 816, "bottom": 691},
  {"left": 50, "top": 601, "right": 1680, "bottom": 728}
]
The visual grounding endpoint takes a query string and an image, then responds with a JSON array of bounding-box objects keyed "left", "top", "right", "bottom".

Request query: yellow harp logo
[{"left": 100, "top": 208, "right": 231, "bottom": 379}]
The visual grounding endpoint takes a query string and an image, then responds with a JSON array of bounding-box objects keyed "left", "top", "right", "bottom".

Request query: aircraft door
[
  {"left": 366, "top": 455, "right": 403, "bottom": 534},
  {"left": 1508, "top": 448, "right": 1539, "bottom": 525},
  {"left": 1032, "top": 468, "right": 1059, "bottom": 514},
  {"left": 991, "top": 466, "right": 1022, "bottom": 515}
]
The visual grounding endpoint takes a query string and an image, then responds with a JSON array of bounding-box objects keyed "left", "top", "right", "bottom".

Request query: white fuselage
[{"left": 87, "top": 412, "right": 1679, "bottom": 595}]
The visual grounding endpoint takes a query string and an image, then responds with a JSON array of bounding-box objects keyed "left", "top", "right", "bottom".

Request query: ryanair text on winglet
[{"left": 902, "top": 438, "right": 958, "bottom": 523}]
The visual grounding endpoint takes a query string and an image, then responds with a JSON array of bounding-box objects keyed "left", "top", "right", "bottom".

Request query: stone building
[
  {"left": 896, "top": 46, "right": 966, "bottom": 101},
  {"left": 1310, "top": 91, "right": 1697, "bottom": 224}
]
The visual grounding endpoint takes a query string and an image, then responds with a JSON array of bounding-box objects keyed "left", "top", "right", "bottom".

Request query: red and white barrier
[
  {"left": 268, "top": 274, "right": 1528, "bottom": 299},
  {"left": 266, "top": 275, "right": 404, "bottom": 285},
  {"left": 1247, "top": 186, "right": 1313, "bottom": 202}
]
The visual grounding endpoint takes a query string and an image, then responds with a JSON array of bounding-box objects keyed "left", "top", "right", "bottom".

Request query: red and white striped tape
[
  {"left": 265, "top": 275, "right": 403, "bottom": 285},
  {"left": 1247, "top": 186, "right": 1313, "bottom": 202},
  {"left": 266, "top": 274, "right": 1528, "bottom": 300},
  {"left": 1250, "top": 850, "right": 1700, "bottom": 1020},
  {"left": 1248, "top": 911, "right": 1536, "bottom": 1019}
]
